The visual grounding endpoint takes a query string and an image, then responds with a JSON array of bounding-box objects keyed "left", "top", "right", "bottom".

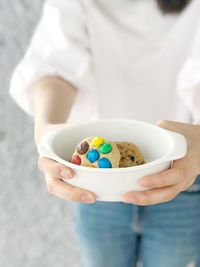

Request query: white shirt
[{"left": 9, "top": 0, "right": 200, "bottom": 124}]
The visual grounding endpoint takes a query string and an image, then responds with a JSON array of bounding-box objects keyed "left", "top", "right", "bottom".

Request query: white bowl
[{"left": 38, "top": 119, "right": 187, "bottom": 202}]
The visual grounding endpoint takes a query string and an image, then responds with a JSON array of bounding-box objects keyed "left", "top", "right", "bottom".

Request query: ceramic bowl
[{"left": 38, "top": 119, "right": 187, "bottom": 201}]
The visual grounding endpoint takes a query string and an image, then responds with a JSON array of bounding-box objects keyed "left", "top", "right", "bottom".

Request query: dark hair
[{"left": 157, "top": 0, "right": 191, "bottom": 13}]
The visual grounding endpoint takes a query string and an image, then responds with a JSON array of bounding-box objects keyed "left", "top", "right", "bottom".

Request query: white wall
[{"left": 0, "top": 1, "right": 81, "bottom": 266}]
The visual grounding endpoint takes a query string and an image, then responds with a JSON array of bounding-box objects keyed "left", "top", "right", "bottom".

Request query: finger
[
  {"left": 178, "top": 174, "right": 197, "bottom": 192},
  {"left": 122, "top": 185, "right": 179, "bottom": 206},
  {"left": 156, "top": 120, "right": 188, "bottom": 134},
  {"left": 139, "top": 167, "right": 186, "bottom": 188},
  {"left": 45, "top": 174, "right": 96, "bottom": 203},
  {"left": 38, "top": 156, "right": 74, "bottom": 179}
]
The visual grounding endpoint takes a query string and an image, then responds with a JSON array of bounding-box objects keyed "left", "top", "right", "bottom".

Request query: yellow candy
[{"left": 92, "top": 137, "right": 105, "bottom": 147}]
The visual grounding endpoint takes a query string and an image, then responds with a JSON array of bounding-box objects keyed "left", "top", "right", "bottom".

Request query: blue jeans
[{"left": 73, "top": 177, "right": 200, "bottom": 267}]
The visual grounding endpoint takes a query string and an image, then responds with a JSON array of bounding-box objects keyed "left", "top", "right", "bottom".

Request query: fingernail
[
  {"left": 81, "top": 194, "right": 95, "bottom": 203},
  {"left": 60, "top": 170, "right": 73, "bottom": 179}
]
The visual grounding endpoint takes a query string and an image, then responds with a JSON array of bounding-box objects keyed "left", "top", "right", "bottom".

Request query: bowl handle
[
  {"left": 37, "top": 130, "right": 59, "bottom": 161},
  {"left": 163, "top": 130, "right": 187, "bottom": 162}
]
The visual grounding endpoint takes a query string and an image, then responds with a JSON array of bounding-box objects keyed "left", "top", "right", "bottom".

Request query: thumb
[{"left": 156, "top": 120, "right": 189, "bottom": 135}]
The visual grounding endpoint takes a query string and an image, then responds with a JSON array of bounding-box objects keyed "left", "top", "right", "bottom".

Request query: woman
[{"left": 10, "top": 0, "right": 200, "bottom": 266}]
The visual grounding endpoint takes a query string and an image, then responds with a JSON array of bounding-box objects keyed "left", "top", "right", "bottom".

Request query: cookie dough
[
  {"left": 71, "top": 136, "right": 121, "bottom": 168},
  {"left": 115, "top": 142, "right": 145, "bottom": 168}
]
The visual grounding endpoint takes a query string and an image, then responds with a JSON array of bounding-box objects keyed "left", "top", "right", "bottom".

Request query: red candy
[{"left": 71, "top": 155, "right": 81, "bottom": 165}]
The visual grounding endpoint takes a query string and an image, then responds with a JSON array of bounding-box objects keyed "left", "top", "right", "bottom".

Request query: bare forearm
[
  {"left": 33, "top": 76, "right": 96, "bottom": 203},
  {"left": 34, "top": 76, "right": 77, "bottom": 126}
]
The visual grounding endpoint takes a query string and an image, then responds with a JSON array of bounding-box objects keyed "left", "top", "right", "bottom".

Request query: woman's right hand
[{"left": 34, "top": 123, "right": 96, "bottom": 204}]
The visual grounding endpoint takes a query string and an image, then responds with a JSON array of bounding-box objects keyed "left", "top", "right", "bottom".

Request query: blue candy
[
  {"left": 86, "top": 149, "right": 100, "bottom": 163},
  {"left": 98, "top": 158, "right": 112, "bottom": 168}
]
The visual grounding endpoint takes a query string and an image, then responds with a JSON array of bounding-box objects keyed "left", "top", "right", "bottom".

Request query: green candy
[{"left": 100, "top": 143, "right": 112, "bottom": 154}]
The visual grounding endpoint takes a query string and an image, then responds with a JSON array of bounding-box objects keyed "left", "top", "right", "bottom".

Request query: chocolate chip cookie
[
  {"left": 115, "top": 142, "right": 145, "bottom": 168},
  {"left": 71, "top": 136, "right": 121, "bottom": 168}
]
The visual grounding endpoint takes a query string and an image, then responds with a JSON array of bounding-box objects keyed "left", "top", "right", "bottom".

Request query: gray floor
[{"left": 0, "top": 1, "right": 81, "bottom": 266}]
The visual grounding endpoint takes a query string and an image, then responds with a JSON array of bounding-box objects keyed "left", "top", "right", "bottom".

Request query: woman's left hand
[{"left": 122, "top": 120, "right": 200, "bottom": 205}]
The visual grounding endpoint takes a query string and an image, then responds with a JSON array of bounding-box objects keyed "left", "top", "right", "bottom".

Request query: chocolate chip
[
  {"left": 77, "top": 141, "right": 89, "bottom": 155},
  {"left": 128, "top": 155, "right": 135, "bottom": 161}
]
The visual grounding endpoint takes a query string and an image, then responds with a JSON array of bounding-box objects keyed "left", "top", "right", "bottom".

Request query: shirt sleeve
[
  {"left": 9, "top": 0, "right": 91, "bottom": 117},
  {"left": 176, "top": 22, "right": 200, "bottom": 123}
]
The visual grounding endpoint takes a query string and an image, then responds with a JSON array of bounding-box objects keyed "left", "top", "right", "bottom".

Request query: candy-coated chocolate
[
  {"left": 77, "top": 141, "right": 89, "bottom": 155},
  {"left": 99, "top": 143, "right": 112, "bottom": 154},
  {"left": 98, "top": 158, "right": 112, "bottom": 168},
  {"left": 92, "top": 137, "right": 105, "bottom": 147},
  {"left": 71, "top": 155, "right": 81, "bottom": 165},
  {"left": 86, "top": 149, "right": 100, "bottom": 163}
]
